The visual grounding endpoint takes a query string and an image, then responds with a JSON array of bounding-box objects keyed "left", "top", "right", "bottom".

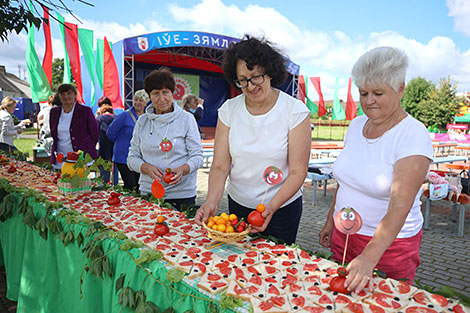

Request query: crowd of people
[{"left": 0, "top": 35, "right": 433, "bottom": 289}]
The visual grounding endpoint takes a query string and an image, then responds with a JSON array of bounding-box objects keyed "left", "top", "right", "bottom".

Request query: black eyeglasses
[{"left": 234, "top": 73, "right": 267, "bottom": 88}]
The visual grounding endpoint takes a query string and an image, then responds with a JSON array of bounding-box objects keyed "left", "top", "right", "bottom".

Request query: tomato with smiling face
[
  {"left": 160, "top": 138, "right": 173, "bottom": 152},
  {"left": 334, "top": 207, "right": 363, "bottom": 235},
  {"left": 263, "top": 166, "right": 283, "bottom": 185}
]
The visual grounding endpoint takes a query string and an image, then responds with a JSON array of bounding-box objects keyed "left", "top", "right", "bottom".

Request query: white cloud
[
  {"left": 3, "top": 0, "right": 470, "bottom": 100},
  {"left": 447, "top": 0, "right": 470, "bottom": 37},
  {"left": 168, "top": 0, "right": 470, "bottom": 99}
]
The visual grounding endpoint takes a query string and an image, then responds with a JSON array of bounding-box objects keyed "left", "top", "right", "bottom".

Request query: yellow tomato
[
  {"left": 256, "top": 203, "right": 266, "bottom": 213},
  {"left": 208, "top": 216, "right": 214, "bottom": 223},
  {"left": 220, "top": 212, "right": 230, "bottom": 221},
  {"left": 212, "top": 224, "right": 218, "bottom": 231},
  {"left": 217, "top": 224, "right": 226, "bottom": 232},
  {"left": 157, "top": 216, "right": 165, "bottom": 224},
  {"left": 226, "top": 225, "right": 235, "bottom": 233},
  {"left": 207, "top": 220, "right": 215, "bottom": 228},
  {"left": 215, "top": 217, "right": 226, "bottom": 225},
  {"left": 229, "top": 214, "right": 237, "bottom": 221}
]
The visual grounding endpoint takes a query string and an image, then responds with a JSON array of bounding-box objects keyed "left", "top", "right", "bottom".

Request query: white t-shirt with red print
[
  {"left": 218, "top": 90, "right": 310, "bottom": 209},
  {"left": 332, "top": 114, "right": 433, "bottom": 238}
]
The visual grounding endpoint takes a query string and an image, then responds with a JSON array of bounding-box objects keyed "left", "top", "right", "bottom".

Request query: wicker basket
[
  {"left": 202, "top": 222, "right": 251, "bottom": 243},
  {"left": 58, "top": 179, "right": 92, "bottom": 196}
]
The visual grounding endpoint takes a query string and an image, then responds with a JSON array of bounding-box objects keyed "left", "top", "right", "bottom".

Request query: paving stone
[{"left": 195, "top": 169, "right": 470, "bottom": 297}]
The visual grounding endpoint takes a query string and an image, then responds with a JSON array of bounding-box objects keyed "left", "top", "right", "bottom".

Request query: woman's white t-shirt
[
  {"left": 218, "top": 90, "right": 310, "bottom": 209},
  {"left": 332, "top": 114, "right": 433, "bottom": 238},
  {"left": 54, "top": 105, "right": 75, "bottom": 169}
]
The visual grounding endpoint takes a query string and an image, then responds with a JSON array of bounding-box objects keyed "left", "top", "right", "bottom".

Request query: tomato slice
[{"left": 151, "top": 180, "right": 165, "bottom": 199}]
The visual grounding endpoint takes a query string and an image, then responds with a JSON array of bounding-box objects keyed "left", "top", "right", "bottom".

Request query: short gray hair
[{"left": 351, "top": 47, "right": 408, "bottom": 91}]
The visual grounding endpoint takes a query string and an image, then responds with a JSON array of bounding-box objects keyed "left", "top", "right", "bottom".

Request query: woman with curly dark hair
[{"left": 194, "top": 35, "right": 311, "bottom": 244}]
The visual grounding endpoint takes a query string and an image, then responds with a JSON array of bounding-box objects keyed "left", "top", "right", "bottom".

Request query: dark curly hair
[
  {"left": 222, "top": 35, "right": 288, "bottom": 90},
  {"left": 144, "top": 67, "right": 176, "bottom": 95}
]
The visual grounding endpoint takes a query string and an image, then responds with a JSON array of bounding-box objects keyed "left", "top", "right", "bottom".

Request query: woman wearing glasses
[{"left": 194, "top": 35, "right": 311, "bottom": 244}]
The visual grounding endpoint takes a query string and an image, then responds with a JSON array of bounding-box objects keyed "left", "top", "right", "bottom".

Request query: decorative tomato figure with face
[
  {"left": 334, "top": 207, "right": 363, "bottom": 235},
  {"left": 151, "top": 180, "right": 165, "bottom": 199},
  {"left": 263, "top": 166, "right": 283, "bottom": 185},
  {"left": 160, "top": 138, "right": 173, "bottom": 152}
]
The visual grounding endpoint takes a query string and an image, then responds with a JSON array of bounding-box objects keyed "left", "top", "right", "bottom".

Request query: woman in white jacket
[{"left": 0, "top": 97, "right": 22, "bottom": 152}]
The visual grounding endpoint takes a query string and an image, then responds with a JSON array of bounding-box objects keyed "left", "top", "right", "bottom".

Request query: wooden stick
[
  {"left": 342, "top": 234, "right": 349, "bottom": 266},
  {"left": 206, "top": 241, "right": 224, "bottom": 250},
  {"left": 261, "top": 185, "right": 269, "bottom": 204}
]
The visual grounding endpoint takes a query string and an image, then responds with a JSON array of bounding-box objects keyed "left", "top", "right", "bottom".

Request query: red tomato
[
  {"left": 230, "top": 219, "right": 239, "bottom": 226},
  {"left": 248, "top": 210, "right": 264, "bottom": 227},
  {"left": 163, "top": 172, "right": 175, "bottom": 184},
  {"left": 110, "top": 192, "right": 121, "bottom": 198},
  {"left": 107, "top": 197, "right": 120, "bottom": 205},
  {"left": 154, "top": 223, "right": 169, "bottom": 236},
  {"left": 337, "top": 266, "right": 348, "bottom": 277},
  {"left": 7, "top": 166, "right": 16, "bottom": 173},
  {"left": 329, "top": 276, "right": 349, "bottom": 294}
]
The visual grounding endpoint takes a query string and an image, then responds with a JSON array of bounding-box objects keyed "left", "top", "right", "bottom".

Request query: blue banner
[{"left": 123, "top": 31, "right": 299, "bottom": 75}]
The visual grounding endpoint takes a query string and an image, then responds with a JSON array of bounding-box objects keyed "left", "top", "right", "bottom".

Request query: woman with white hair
[
  {"left": 319, "top": 47, "right": 433, "bottom": 292},
  {"left": 0, "top": 96, "right": 22, "bottom": 152}
]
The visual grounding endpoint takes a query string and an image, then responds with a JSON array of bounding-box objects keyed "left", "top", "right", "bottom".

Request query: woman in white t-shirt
[
  {"left": 319, "top": 47, "right": 433, "bottom": 293},
  {"left": 194, "top": 35, "right": 311, "bottom": 244}
]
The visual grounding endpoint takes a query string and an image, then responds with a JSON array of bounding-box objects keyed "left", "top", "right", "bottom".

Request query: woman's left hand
[
  {"left": 250, "top": 205, "right": 276, "bottom": 233},
  {"left": 344, "top": 254, "right": 375, "bottom": 293}
]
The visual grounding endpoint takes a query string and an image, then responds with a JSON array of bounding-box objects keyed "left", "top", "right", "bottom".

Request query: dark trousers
[
  {"left": 0, "top": 143, "right": 16, "bottom": 153},
  {"left": 115, "top": 162, "right": 140, "bottom": 191},
  {"left": 165, "top": 196, "right": 196, "bottom": 212},
  {"left": 228, "top": 195, "right": 303, "bottom": 244}
]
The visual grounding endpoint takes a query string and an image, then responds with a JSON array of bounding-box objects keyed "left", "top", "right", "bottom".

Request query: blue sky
[{"left": 1, "top": 0, "right": 470, "bottom": 100}]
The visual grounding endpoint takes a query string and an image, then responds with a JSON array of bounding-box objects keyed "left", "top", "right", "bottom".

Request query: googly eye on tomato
[{"left": 348, "top": 211, "right": 356, "bottom": 221}]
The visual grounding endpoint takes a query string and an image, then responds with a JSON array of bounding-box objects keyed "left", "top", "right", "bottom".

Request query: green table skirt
[{"left": 0, "top": 194, "right": 227, "bottom": 313}]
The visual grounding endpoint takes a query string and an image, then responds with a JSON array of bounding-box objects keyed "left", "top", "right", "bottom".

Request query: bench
[{"left": 422, "top": 189, "right": 469, "bottom": 237}]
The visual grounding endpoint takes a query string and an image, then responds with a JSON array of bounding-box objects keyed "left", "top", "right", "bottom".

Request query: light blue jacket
[
  {"left": 106, "top": 107, "right": 139, "bottom": 164},
  {"left": 127, "top": 102, "right": 203, "bottom": 199}
]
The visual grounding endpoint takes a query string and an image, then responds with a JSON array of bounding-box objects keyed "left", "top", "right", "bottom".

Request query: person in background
[
  {"left": 49, "top": 84, "right": 99, "bottom": 169},
  {"left": 194, "top": 35, "right": 311, "bottom": 244},
  {"left": 96, "top": 97, "right": 115, "bottom": 184},
  {"left": 0, "top": 97, "right": 25, "bottom": 152},
  {"left": 319, "top": 47, "right": 433, "bottom": 292},
  {"left": 127, "top": 68, "right": 203, "bottom": 210},
  {"left": 182, "top": 94, "right": 204, "bottom": 136},
  {"left": 106, "top": 90, "right": 148, "bottom": 191}
]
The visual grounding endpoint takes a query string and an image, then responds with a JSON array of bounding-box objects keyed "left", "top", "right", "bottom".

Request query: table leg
[
  {"left": 458, "top": 204, "right": 465, "bottom": 237},
  {"left": 451, "top": 203, "right": 457, "bottom": 221},
  {"left": 323, "top": 179, "right": 327, "bottom": 196},
  {"left": 312, "top": 180, "right": 318, "bottom": 206},
  {"left": 424, "top": 198, "right": 431, "bottom": 230}
]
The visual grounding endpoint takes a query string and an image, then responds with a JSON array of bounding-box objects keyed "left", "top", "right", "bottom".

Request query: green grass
[
  {"left": 22, "top": 127, "right": 40, "bottom": 135},
  {"left": 311, "top": 125, "right": 349, "bottom": 141},
  {"left": 14, "top": 138, "right": 36, "bottom": 157}
]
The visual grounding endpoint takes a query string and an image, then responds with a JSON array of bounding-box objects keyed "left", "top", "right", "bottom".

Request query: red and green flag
[
  {"left": 64, "top": 22, "right": 84, "bottom": 103},
  {"left": 332, "top": 77, "right": 345, "bottom": 120},
  {"left": 309, "top": 77, "right": 327, "bottom": 117},
  {"left": 78, "top": 28, "right": 96, "bottom": 106},
  {"left": 298, "top": 75, "right": 307, "bottom": 103},
  {"left": 95, "top": 39, "right": 112, "bottom": 90},
  {"left": 345, "top": 77, "right": 356, "bottom": 120},
  {"left": 103, "top": 36, "right": 123, "bottom": 110},
  {"left": 41, "top": 6, "right": 52, "bottom": 88},
  {"left": 26, "top": 1, "right": 51, "bottom": 102},
  {"left": 56, "top": 13, "right": 71, "bottom": 84}
]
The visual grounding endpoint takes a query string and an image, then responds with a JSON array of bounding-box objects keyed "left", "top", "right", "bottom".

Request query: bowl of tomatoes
[{"left": 202, "top": 213, "right": 251, "bottom": 242}]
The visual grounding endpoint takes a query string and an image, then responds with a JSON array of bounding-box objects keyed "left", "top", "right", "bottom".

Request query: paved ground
[
  {"left": 195, "top": 167, "right": 470, "bottom": 297},
  {"left": 1, "top": 159, "right": 469, "bottom": 312}
]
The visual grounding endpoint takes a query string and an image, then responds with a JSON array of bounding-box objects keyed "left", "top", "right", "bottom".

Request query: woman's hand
[
  {"left": 167, "top": 164, "right": 189, "bottom": 185},
  {"left": 140, "top": 163, "right": 164, "bottom": 180},
  {"left": 194, "top": 201, "right": 218, "bottom": 225},
  {"left": 250, "top": 205, "right": 276, "bottom": 233},
  {"left": 344, "top": 254, "right": 375, "bottom": 293},
  {"left": 319, "top": 219, "right": 334, "bottom": 248},
  {"left": 16, "top": 129, "right": 22, "bottom": 134}
]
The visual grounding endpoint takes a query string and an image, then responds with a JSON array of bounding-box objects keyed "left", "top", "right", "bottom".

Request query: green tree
[
  {"left": 0, "top": 0, "right": 92, "bottom": 42},
  {"left": 51, "top": 58, "right": 64, "bottom": 92},
  {"left": 417, "top": 76, "right": 461, "bottom": 131},
  {"left": 401, "top": 76, "right": 434, "bottom": 119}
]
